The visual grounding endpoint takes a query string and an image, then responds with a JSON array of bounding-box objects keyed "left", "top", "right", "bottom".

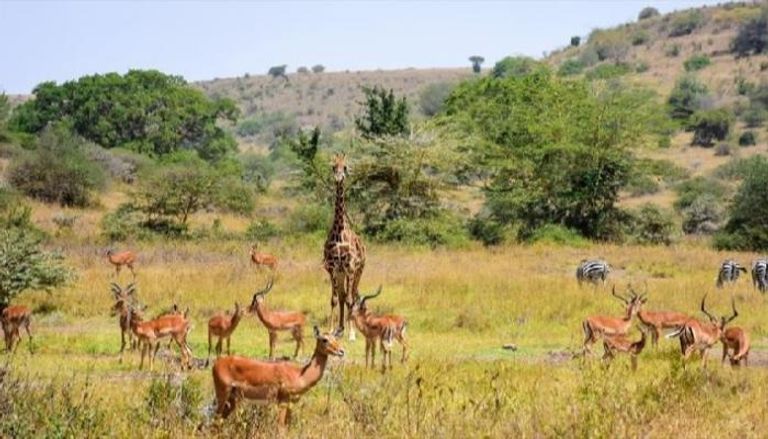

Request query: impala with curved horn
[
  {"left": 667, "top": 294, "right": 739, "bottom": 368},
  {"left": 581, "top": 286, "right": 642, "bottom": 354},
  {"left": 632, "top": 284, "right": 693, "bottom": 347},
  {"left": 212, "top": 326, "right": 345, "bottom": 429},
  {"left": 109, "top": 282, "right": 137, "bottom": 361},
  {"left": 350, "top": 286, "right": 409, "bottom": 372},
  {"left": 249, "top": 278, "right": 306, "bottom": 360}
]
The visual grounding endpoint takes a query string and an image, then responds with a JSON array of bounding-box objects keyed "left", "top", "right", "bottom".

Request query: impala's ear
[{"left": 313, "top": 326, "right": 321, "bottom": 339}]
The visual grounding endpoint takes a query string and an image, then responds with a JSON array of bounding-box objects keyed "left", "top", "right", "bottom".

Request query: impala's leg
[
  {"left": 139, "top": 341, "right": 147, "bottom": 369},
  {"left": 398, "top": 330, "right": 409, "bottom": 363},
  {"left": 268, "top": 331, "right": 277, "bottom": 360},
  {"left": 11, "top": 328, "right": 20, "bottom": 353},
  {"left": 120, "top": 329, "right": 127, "bottom": 361},
  {"left": 226, "top": 336, "right": 231, "bottom": 356},
  {"left": 207, "top": 331, "right": 212, "bottom": 363},
  {"left": 652, "top": 327, "right": 660, "bottom": 347},
  {"left": 682, "top": 344, "right": 696, "bottom": 370},
  {"left": 721, "top": 343, "right": 728, "bottom": 365},
  {"left": 128, "top": 263, "right": 136, "bottom": 279},
  {"left": 23, "top": 319, "right": 33, "bottom": 354},
  {"left": 291, "top": 326, "right": 302, "bottom": 359},
  {"left": 582, "top": 322, "right": 594, "bottom": 355},
  {"left": 115, "top": 265, "right": 121, "bottom": 279},
  {"left": 277, "top": 402, "right": 291, "bottom": 429},
  {"left": 216, "top": 337, "right": 223, "bottom": 357},
  {"left": 701, "top": 348, "right": 708, "bottom": 368},
  {"left": 370, "top": 337, "right": 376, "bottom": 369}
]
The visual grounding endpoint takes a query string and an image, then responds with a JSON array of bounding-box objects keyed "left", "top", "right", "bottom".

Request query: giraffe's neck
[{"left": 330, "top": 180, "right": 347, "bottom": 240}]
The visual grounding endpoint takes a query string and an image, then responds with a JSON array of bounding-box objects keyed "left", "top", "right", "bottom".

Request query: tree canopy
[{"left": 10, "top": 70, "right": 239, "bottom": 161}]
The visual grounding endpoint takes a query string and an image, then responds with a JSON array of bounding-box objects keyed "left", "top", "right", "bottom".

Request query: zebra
[
  {"left": 716, "top": 259, "right": 747, "bottom": 289},
  {"left": 752, "top": 259, "right": 768, "bottom": 293},
  {"left": 576, "top": 259, "right": 611, "bottom": 287}
]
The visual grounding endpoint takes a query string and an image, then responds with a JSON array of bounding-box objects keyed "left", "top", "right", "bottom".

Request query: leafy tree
[
  {"left": 9, "top": 70, "right": 239, "bottom": 161},
  {"left": 468, "top": 56, "right": 485, "bottom": 74},
  {"left": 628, "top": 204, "right": 676, "bottom": 245},
  {"left": 492, "top": 56, "right": 540, "bottom": 78},
  {"left": 267, "top": 65, "right": 288, "bottom": 79},
  {"left": 668, "top": 75, "right": 709, "bottom": 121},
  {"left": 674, "top": 176, "right": 728, "bottom": 211},
  {"left": 588, "top": 29, "right": 630, "bottom": 62},
  {"left": 570, "top": 36, "right": 581, "bottom": 47},
  {"left": 418, "top": 82, "right": 455, "bottom": 117},
  {"left": 354, "top": 86, "right": 409, "bottom": 140},
  {"left": 558, "top": 59, "right": 585, "bottom": 76},
  {"left": 444, "top": 71, "right": 657, "bottom": 241},
  {"left": 739, "top": 131, "right": 757, "bottom": 146},
  {"left": 311, "top": 64, "right": 325, "bottom": 73},
  {"left": 682, "top": 195, "right": 723, "bottom": 235},
  {"left": 638, "top": 7, "right": 660, "bottom": 20},
  {"left": 731, "top": 9, "right": 768, "bottom": 57},
  {"left": 668, "top": 10, "right": 704, "bottom": 37},
  {"left": 296, "top": 66, "right": 310, "bottom": 74},
  {"left": 714, "top": 156, "right": 768, "bottom": 250},
  {"left": 689, "top": 109, "right": 733, "bottom": 147},
  {"left": 9, "top": 124, "right": 105, "bottom": 207},
  {"left": 0, "top": 228, "right": 71, "bottom": 307}
]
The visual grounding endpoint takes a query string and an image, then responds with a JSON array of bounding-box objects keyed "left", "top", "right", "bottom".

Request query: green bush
[
  {"left": 376, "top": 213, "right": 469, "bottom": 248},
  {"left": 638, "top": 7, "right": 660, "bottom": 20},
  {"left": 558, "top": 58, "right": 585, "bottom": 76},
  {"left": 468, "top": 213, "right": 506, "bottom": 246},
  {"left": 354, "top": 86, "right": 409, "bottom": 140},
  {"left": 668, "top": 75, "right": 708, "bottom": 121},
  {"left": 585, "top": 63, "right": 632, "bottom": 80},
  {"left": 589, "top": 29, "right": 630, "bottom": 62},
  {"left": 714, "top": 156, "right": 768, "bottom": 250},
  {"left": 668, "top": 11, "right": 705, "bottom": 37},
  {"left": 8, "top": 124, "right": 105, "bottom": 207},
  {"left": 682, "top": 194, "right": 723, "bottom": 235},
  {"left": 287, "top": 203, "right": 331, "bottom": 234},
  {"left": 689, "top": 109, "right": 733, "bottom": 147},
  {"left": 683, "top": 54, "right": 711, "bottom": 72},
  {"left": 570, "top": 36, "right": 581, "bottom": 47},
  {"left": 100, "top": 203, "right": 145, "bottom": 242},
  {"left": 245, "top": 219, "right": 280, "bottom": 241},
  {"left": 665, "top": 44, "right": 681, "bottom": 57},
  {"left": 731, "top": 10, "right": 768, "bottom": 57},
  {"left": 628, "top": 204, "right": 676, "bottom": 245},
  {"left": 674, "top": 176, "right": 728, "bottom": 211},
  {"left": 238, "top": 152, "right": 275, "bottom": 191},
  {"left": 631, "top": 31, "right": 650, "bottom": 46},
  {"left": 739, "top": 131, "right": 757, "bottom": 146},
  {"left": 492, "top": 56, "right": 540, "bottom": 78},
  {"left": 626, "top": 174, "right": 660, "bottom": 196},
  {"left": 635, "top": 62, "right": 650, "bottom": 73},
  {"left": 144, "top": 375, "right": 203, "bottom": 430},
  {"left": 527, "top": 224, "right": 589, "bottom": 247},
  {"left": 418, "top": 82, "right": 455, "bottom": 117},
  {"left": 741, "top": 105, "right": 766, "bottom": 128}
]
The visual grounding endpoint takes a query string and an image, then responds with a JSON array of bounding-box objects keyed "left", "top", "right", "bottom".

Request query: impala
[
  {"left": 248, "top": 278, "right": 306, "bottom": 360},
  {"left": 582, "top": 286, "right": 642, "bottom": 354},
  {"left": 110, "top": 282, "right": 137, "bottom": 361},
  {"left": 127, "top": 306, "right": 193, "bottom": 370},
  {"left": 630, "top": 286, "right": 693, "bottom": 347},
  {"left": 601, "top": 327, "right": 647, "bottom": 371},
  {"left": 667, "top": 294, "right": 738, "bottom": 368},
  {"left": 1, "top": 304, "right": 32, "bottom": 353},
  {"left": 212, "top": 326, "right": 344, "bottom": 428},
  {"left": 250, "top": 243, "right": 278, "bottom": 271},
  {"left": 106, "top": 249, "right": 137, "bottom": 279},
  {"left": 207, "top": 302, "right": 244, "bottom": 363},
  {"left": 721, "top": 326, "right": 750, "bottom": 367},
  {"left": 350, "top": 286, "right": 409, "bottom": 372}
]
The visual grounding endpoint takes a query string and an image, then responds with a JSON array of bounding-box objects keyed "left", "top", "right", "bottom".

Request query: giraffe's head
[{"left": 331, "top": 154, "right": 348, "bottom": 183}]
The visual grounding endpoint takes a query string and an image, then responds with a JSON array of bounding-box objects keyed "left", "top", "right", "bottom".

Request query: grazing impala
[
  {"left": 106, "top": 249, "right": 137, "bottom": 279},
  {"left": 1, "top": 304, "right": 33, "bottom": 353},
  {"left": 601, "top": 328, "right": 647, "bottom": 371},
  {"left": 667, "top": 294, "right": 738, "bottom": 369},
  {"left": 127, "top": 306, "right": 193, "bottom": 370},
  {"left": 249, "top": 279, "right": 306, "bottom": 360},
  {"left": 582, "top": 286, "right": 642, "bottom": 354},
  {"left": 110, "top": 283, "right": 137, "bottom": 361},
  {"left": 250, "top": 244, "right": 278, "bottom": 271},
  {"left": 721, "top": 326, "right": 750, "bottom": 367},
  {"left": 207, "top": 303, "right": 245, "bottom": 363},
  {"left": 350, "top": 286, "right": 409, "bottom": 372},
  {"left": 630, "top": 286, "right": 693, "bottom": 347},
  {"left": 212, "top": 326, "right": 344, "bottom": 429}
]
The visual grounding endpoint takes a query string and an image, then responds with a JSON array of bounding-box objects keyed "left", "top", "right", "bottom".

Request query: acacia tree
[
  {"left": 354, "top": 86, "right": 409, "bottom": 140},
  {"left": 468, "top": 56, "right": 485, "bottom": 74},
  {"left": 0, "top": 229, "right": 71, "bottom": 307}
]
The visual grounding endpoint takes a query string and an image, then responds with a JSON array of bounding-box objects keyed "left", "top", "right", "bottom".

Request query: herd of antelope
[{"left": 577, "top": 258, "right": 762, "bottom": 370}]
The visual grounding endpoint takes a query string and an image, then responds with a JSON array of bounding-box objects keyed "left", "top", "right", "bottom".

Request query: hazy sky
[{"left": 1, "top": 0, "right": 722, "bottom": 94}]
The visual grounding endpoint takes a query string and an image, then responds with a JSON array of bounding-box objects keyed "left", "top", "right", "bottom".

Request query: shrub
[
  {"left": 631, "top": 31, "right": 650, "bottom": 46},
  {"left": 267, "top": 65, "right": 287, "bottom": 78},
  {"left": 742, "top": 105, "right": 766, "bottom": 128},
  {"left": 296, "top": 66, "right": 309, "bottom": 74},
  {"left": 589, "top": 29, "right": 630, "bottom": 62},
  {"left": 628, "top": 204, "right": 676, "bottom": 245},
  {"left": 570, "top": 36, "right": 581, "bottom": 47},
  {"left": 145, "top": 375, "right": 203, "bottom": 430},
  {"left": 287, "top": 203, "right": 331, "bottom": 234},
  {"left": 100, "top": 203, "right": 145, "bottom": 242},
  {"left": 739, "top": 131, "right": 757, "bottom": 146},
  {"left": 239, "top": 152, "right": 275, "bottom": 191},
  {"left": 638, "top": 7, "right": 660, "bottom": 20},
  {"left": 585, "top": 63, "right": 632, "bottom": 80},
  {"left": 668, "top": 75, "right": 708, "bottom": 121},
  {"left": 689, "top": 109, "right": 733, "bottom": 147},
  {"left": 665, "top": 44, "right": 681, "bottom": 57},
  {"left": 354, "top": 86, "right": 409, "bottom": 139},
  {"left": 558, "top": 58, "right": 585, "bottom": 76},
  {"left": 714, "top": 155, "right": 768, "bottom": 180},
  {"left": 8, "top": 124, "right": 105, "bottom": 207},
  {"left": 311, "top": 64, "right": 325, "bottom": 73},
  {"left": 418, "top": 82, "right": 455, "bottom": 117},
  {"left": 731, "top": 10, "right": 768, "bottom": 57},
  {"left": 376, "top": 213, "right": 469, "bottom": 248},
  {"left": 527, "top": 224, "right": 589, "bottom": 247},
  {"left": 245, "top": 219, "right": 280, "bottom": 241},
  {"left": 578, "top": 47, "right": 600, "bottom": 67},
  {"left": 674, "top": 176, "right": 728, "bottom": 211},
  {"left": 669, "top": 11, "right": 705, "bottom": 37},
  {"left": 682, "top": 195, "right": 723, "bottom": 235},
  {"left": 635, "top": 62, "right": 650, "bottom": 73},
  {"left": 714, "top": 156, "right": 768, "bottom": 250},
  {"left": 683, "top": 54, "right": 711, "bottom": 72},
  {"left": 761, "top": 61, "right": 768, "bottom": 71},
  {"left": 468, "top": 213, "right": 506, "bottom": 246},
  {"left": 626, "top": 174, "right": 660, "bottom": 196},
  {"left": 492, "top": 56, "right": 540, "bottom": 78}
]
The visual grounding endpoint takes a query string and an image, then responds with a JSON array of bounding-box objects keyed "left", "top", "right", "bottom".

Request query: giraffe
[{"left": 323, "top": 154, "right": 366, "bottom": 341}]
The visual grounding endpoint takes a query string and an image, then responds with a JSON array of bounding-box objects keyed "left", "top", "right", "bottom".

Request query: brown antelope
[
  {"left": 582, "top": 286, "right": 642, "bottom": 354},
  {"left": 212, "top": 326, "right": 344, "bottom": 429},
  {"left": 601, "top": 327, "right": 647, "bottom": 371},
  {"left": 630, "top": 286, "right": 693, "bottom": 347},
  {"left": 127, "top": 306, "right": 193, "bottom": 370},
  {"left": 248, "top": 279, "right": 306, "bottom": 360},
  {"left": 207, "top": 303, "right": 245, "bottom": 363},
  {"left": 250, "top": 243, "right": 278, "bottom": 271},
  {"left": 667, "top": 294, "right": 738, "bottom": 369},
  {"left": 106, "top": 249, "right": 137, "bottom": 279},
  {"left": 350, "top": 286, "right": 409, "bottom": 372},
  {"left": 1, "top": 304, "right": 32, "bottom": 353},
  {"left": 109, "top": 282, "right": 137, "bottom": 361},
  {"left": 721, "top": 326, "right": 750, "bottom": 367}
]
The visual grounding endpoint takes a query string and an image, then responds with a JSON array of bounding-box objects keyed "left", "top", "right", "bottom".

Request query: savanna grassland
[{"left": 4, "top": 227, "right": 768, "bottom": 437}]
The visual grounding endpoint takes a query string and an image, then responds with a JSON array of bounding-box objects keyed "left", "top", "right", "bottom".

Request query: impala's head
[
  {"left": 331, "top": 154, "right": 348, "bottom": 183},
  {"left": 248, "top": 278, "right": 275, "bottom": 313},
  {"left": 352, "top": 285, "right": 383, "bottom": 315},
  {"left": 105, "top": 248, "right": 114, "bottom": 257},
  {"left": 110, "top": 282, "right": 136, "bottom": 316},
  {"left": 701, "top": 293, "right": 738, "bottom": 330},
  {"left": 313, "top": 326, "right": 345, "bottom": 357},
  {"left": 611, "top": 285, "right": 644, "bottom": 316}
]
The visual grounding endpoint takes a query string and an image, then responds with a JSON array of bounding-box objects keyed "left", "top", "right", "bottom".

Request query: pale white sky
[{"left": 0, "top": 1, "right": 722, "bottom": 93}]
